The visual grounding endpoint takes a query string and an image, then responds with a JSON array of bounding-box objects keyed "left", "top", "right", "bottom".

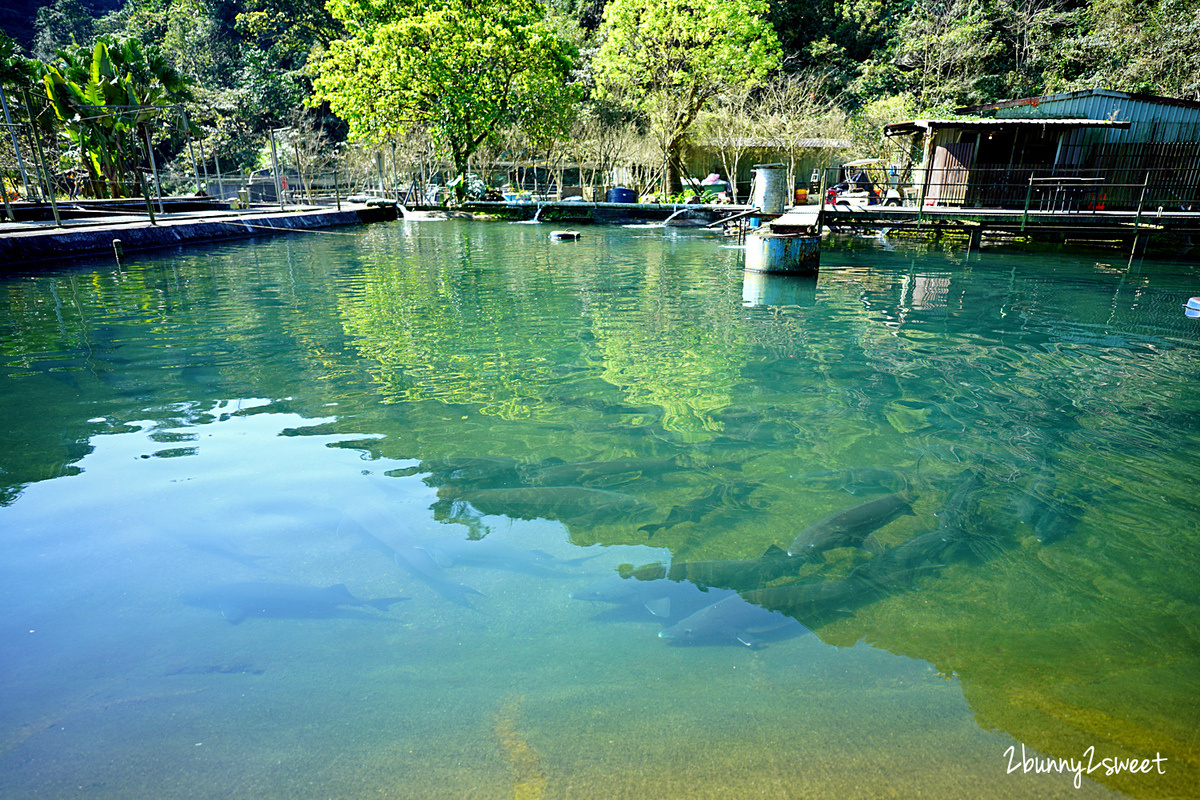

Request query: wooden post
[
  {"left": 19, "top": 89, "right": 49, "bottom": 202},
  {"left": 916, "top": 132, "right": 933, "bottom": 227},
  {"left": 966, "top": 222, "right": 982, "bottom": 251},
  {"left": 391, "top": 141, "right": 399, "bottom": 201},
  {"left": 214, "top": 151, "right": 224, "bottom": 202},
  {"left": 197, "top": 136, "right": 210, "bottom": 194},
  {"left": 292, "top": 139, "right": 307, "bottom": 205}
]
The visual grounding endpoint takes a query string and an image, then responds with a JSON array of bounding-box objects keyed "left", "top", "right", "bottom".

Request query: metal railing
[{"left": 821, "top": 163, "right": 1200, "bottom": 215}]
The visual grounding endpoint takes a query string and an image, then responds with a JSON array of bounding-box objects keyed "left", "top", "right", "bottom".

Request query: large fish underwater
[
  {"left": 657, "top": 595, "right": 808, "bottom": 647},
  {"left": 415, "top": 534, "right": 600, "bottom": 576},
  {"left": 183, "top": 582, "right": 406, "bottom": 624},
  {"left": 570, "top": 573, "right": 737, "bottom": 622},
  {"left": 787, "top": 492, "right": 916, "bottom": 560},
  {"left": 459, "top": 486, "right": 656, "bottom": 526},
  {"left": 623, "top": 544, "right": 800, "bottom": 592},
  {"left": 339, "top": 508, "right": 486, "bottom": 609}
]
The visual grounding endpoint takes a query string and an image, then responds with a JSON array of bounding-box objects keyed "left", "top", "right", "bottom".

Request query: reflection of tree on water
[{"left": 243, "top": 234, "right": 1200, "bottom": 795}]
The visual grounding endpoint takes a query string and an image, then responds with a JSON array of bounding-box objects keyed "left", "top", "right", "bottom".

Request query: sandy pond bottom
[{"left": 2, "top": 518, "right": 1124, "bottom": 800}]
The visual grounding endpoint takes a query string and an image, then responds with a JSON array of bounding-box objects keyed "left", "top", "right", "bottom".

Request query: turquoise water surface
[{"left": 1, "top": 220, "right": 1198, "bottom": 799}]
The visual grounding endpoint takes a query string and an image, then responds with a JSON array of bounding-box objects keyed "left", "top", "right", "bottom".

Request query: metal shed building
[{"left": 884, "top": 89, "right": 1200, "bottom": 211}]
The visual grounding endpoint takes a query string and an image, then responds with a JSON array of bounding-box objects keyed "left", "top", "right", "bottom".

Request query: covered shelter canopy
[
  {"left": 883, "top": 118, "right": 1131, "bottom": 138},
  {"left": 882, "top": 119, "right": 1138, "bottom": 210}
]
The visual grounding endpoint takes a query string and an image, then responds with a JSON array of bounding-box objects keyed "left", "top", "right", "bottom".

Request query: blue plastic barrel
[{"left": 607, "top": 187, "right": 638, "bottom": 204}]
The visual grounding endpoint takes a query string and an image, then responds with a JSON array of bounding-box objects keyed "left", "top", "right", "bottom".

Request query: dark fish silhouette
[
  {"left": 416, "top": 535, "right": 599, "bottom": 576},
  {"left": 1015, "top": 470, "right": 1090, "bottom": 545},
  {"left": 393, "top": 456, "right": 527, "bottom": 491},
  {"left": 787, "top": 492, "right": 915, "bottom": 560},
  {"left": 741, "top": 577, "right": 872, "bottom": 621},
  {"left": 184, "top": 582, "right": 406, "bottom": 624},
  {"left": 570, "top": 574, "right": 736, "bottom": 621},
  {"left": 460, "top": 487, "right": 656, "bottom": 525},
  {"left": 624, "top": 545, "right": 799, "bottom": 592},
  {"left": 339, "top": 506, "right": 485, "bottom": 608},
  {"left": 798, "top": 467, "right": 909, "bottom": 495},
  {"left": 935, "top": 470, "right": 984, "bottom": 533},
  {"left": 854, "top": 528, "right": 955, "bottom": 583},
  {"left": 638, "top": 480, "right": 761, "bottom": 537},
  {"left": 520, "top": 455, "right": 691, "bottom": 487},
  {"left": 177, "top": 535, "right": 269, "bottom": 572},
  {"left": 658, "top": 595, "right": 808, "bottom": 647}
]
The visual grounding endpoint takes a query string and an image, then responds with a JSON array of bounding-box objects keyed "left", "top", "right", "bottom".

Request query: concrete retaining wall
[{"left": 0, "top": 205, "right": 396, "bottom": 267}]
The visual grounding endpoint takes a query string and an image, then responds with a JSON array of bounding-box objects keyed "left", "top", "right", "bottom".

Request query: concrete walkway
[{"left": 0, "top": 203, "right": 398, "bottom": 267}]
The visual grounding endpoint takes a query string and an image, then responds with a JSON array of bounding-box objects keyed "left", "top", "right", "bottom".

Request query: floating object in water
[
  {"left": 1185, "top": 297, "right": 1200, "bottom": 318},
  {"left": 549, "top": 230, "right": 581, "bottom": 241}
]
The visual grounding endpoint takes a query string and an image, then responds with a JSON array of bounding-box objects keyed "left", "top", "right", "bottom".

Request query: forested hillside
[{"left": 2, "top": 0, "right": 1198, "bottom": 192}]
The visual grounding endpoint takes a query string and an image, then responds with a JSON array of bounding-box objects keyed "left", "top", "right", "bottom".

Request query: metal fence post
[
  {"left": 24, "top": 92, "right": 61, "bottom": 228},
  {"left": 1132, "top": 170, "right": 1150, "bottom": 232},
  {"left": 181, "top": 106, "right": 201, "bottom": 195},
  {"left": 139, "top": 169, "right": 157, "bottom": 225},
  {"left": 270, "top": 128, "right": 284, "bottom": 211},
  {"left": 0, "top": 81, "right": 33, "bottom": 200},
  {"left": 1021, "top": 172, "right": 1035, "bottom": 233},
  {"left": 143, "top": 125, "right": 164, "bottom": 214},
  {"left": 1, "top": 173, "right": 13, "bottom": 221}
]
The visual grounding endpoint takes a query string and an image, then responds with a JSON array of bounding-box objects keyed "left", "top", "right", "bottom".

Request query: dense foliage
[
  {"left": 1, "top": 0, "right": 1198, "bottom": 195},
  {"left": 314, "top": 0, "right": 577, "bottom": 184},
  {"left": 594, "top": 0, "right": 779, "bottom": 193}
]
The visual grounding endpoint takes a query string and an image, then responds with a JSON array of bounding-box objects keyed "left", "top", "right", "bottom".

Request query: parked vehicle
[{"left": 824, "top": 159, "right": 905, "bottom": 208}]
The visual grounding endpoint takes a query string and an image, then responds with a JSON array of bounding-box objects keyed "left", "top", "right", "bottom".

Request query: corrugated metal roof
[
  {"left": 953, "top": 90, "right": 1200, "bottom": 142},
  {"left": 957, "top": 89, "right": 1200, "bottom": 115},
  {"left": 883, "top": 118, "right": 1131, "bottom": 137}
]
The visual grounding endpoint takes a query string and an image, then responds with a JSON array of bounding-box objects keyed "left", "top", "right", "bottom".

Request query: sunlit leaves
[{"left": 313, "top": 0, "right": 578, "bottom": 177}]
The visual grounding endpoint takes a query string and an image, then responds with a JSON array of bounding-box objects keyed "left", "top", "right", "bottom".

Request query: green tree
[
  {"left": 32, "top": 0, "right": 97, "bottom": 61},
  {"left": 1052, "top": 0, "right": 1200, "bottom": 99},
  {"left": 593, "top": 0, "right": 780, "bottom": 195},
  {"left": 313, "top": 0, "right": 578, "bottom": 191},
  {"left": 892, "top": 0, "right": 1004, "bottom": 108}
]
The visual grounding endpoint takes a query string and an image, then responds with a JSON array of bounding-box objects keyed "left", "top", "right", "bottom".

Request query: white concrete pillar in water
[{"left": 744, "top": 230, "right": 820, "bottom": 276}]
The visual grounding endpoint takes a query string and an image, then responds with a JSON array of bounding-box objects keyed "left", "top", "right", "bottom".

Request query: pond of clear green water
[{"left": 1, "top": 220, "right": 1198, "bottom": 799}]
